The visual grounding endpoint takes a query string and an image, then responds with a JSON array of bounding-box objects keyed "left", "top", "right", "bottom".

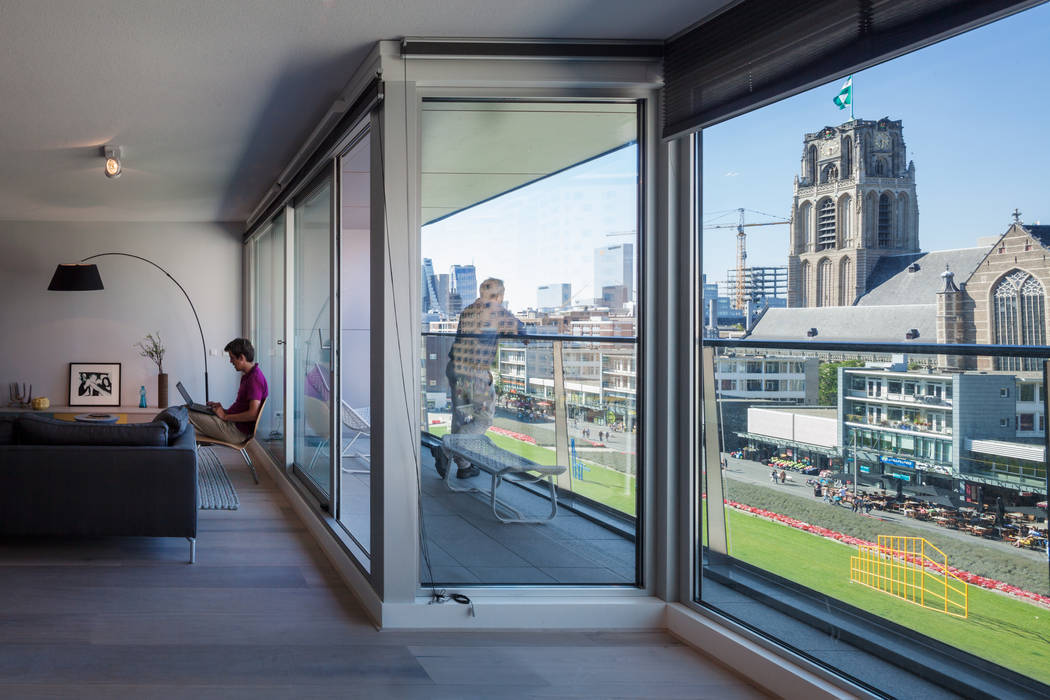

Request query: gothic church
[
  {"left": 788, "top": 118, "right": 919, "bottom": 308},
  {"left": 752, "top": 117, "right": 1050, "bottom": 370}
]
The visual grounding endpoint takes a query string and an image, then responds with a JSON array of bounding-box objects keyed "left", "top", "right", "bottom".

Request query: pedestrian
[
  {"left": 771, "top": 469, "right": 778, "bottom": 484},
  {"left": 823, "top": 487, "right": 831, "bottom": 503},
  {"left": 839, "top": 486, "right": 847, "bottom": 505},
  {"left": 779, "top": 470, "right": 787, "bottom": 484}
]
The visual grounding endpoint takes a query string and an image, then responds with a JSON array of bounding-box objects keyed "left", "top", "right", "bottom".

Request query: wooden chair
[{"left": 195, "top": 397, "right": 266, "bottom": 484}]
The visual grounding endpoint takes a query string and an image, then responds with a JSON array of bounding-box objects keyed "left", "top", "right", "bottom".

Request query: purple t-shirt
[{"left": 227, "top": 363, "right": 268, "bottom": 435}]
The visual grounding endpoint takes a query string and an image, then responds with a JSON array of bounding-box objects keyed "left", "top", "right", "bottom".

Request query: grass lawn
[
  {"left": 726, "top": 508, "right": 1050, "bottom": 685},
  {"left": 426, "top": 426, "right": 637, "bottom": 515},
  {"left": 726, "top": 480, "right": 1050, "bottom": 596}
]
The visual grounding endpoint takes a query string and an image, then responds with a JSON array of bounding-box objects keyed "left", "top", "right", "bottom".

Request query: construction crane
[{"left": 703, "top": 208, "right": 790, "bottom": 310}]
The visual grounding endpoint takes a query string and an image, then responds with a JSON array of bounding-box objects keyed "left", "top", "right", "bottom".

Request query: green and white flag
[{"left": 833, "top": 75, "right": 853, "bottom": 111}]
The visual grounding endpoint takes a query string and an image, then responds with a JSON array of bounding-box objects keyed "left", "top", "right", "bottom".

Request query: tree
[{"left": 818, "top": 360, "right": 863, "bottom": 405}]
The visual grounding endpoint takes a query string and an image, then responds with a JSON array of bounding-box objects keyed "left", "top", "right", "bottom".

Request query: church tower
[{"left": 787, "top": 118, "right": 919, "bottom": 307}]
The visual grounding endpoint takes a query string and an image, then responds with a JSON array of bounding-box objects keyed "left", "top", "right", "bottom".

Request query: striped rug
[{"left": 197, "top": 446, "right": 239, "bottom": 510}]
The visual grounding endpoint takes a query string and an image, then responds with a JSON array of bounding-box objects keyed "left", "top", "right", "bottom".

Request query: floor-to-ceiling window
[
  {"left": 252, "top": 214, "right": 286, "bottom": 465},
  {"left": 293, "top": 176, "right": 334, "bottom": 499},
  {"left": 696, "top": 4, "right": 1050, "bottom": 694},
  {"left": 419, "top": 100, "right": 642, "bottom": 586}
]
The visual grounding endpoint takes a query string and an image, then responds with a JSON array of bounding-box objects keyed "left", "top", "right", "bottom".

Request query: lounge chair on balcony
[
  {"left": 340, "top": 402, "right": 370, "bottom": 475},
  {"left": 303, "top": 395, "right": 371, "bottom": 474}
]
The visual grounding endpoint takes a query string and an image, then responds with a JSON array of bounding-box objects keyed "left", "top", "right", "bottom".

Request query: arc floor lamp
[{"left": 48, "top": 253, "right": 209, "bottom": 402}]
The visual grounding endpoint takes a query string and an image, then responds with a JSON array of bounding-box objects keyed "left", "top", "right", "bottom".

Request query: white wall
[
  {"left": 747, "top": 407, "right": 839, "bottom": 448},
  {"left": 0, "top": 221, "right": 242, "bottom": 408}
]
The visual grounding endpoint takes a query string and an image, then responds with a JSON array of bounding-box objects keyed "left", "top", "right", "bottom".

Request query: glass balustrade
[
  {"left": 701, "top": 341, "right": 1050, "bottom": 689},
  {"left": 420, "top": 333, "right": 638, "bottom": 586}
]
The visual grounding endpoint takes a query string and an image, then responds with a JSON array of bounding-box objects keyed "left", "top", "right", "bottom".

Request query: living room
[
  {"left": 0, "top": 1, "right": 783, "bottom": 698},
  {"left": 3, "top": 1, "right": 1042, "bottom": 698}
]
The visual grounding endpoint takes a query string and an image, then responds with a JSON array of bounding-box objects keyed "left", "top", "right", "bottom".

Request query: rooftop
[
  {"left": 855, "top": 248, "right": 987, "bottom": 307},
  {"left": 747, "top": 304, "right": 937, "bottom": 343}
]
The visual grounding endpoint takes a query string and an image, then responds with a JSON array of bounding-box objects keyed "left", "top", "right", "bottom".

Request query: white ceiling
[{"left": 0, "top": 0, "right": 727, "bottom": 224}]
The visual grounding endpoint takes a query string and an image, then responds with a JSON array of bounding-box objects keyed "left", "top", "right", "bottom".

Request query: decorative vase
[{"left": 158, "top": 373, "right": 168, "bottom": 408}]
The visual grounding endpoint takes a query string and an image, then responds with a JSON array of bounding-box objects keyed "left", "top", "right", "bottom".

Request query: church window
[
  {"left": 877, "top": 193, "right": 892, "bottom": 247},
  {"left": 797, "top": 202, "right": 813, "bottom": 251},
  {"left": 838, "top": 256, "right": 853, "bottom": 305},
  {"left": 820, "top": 163, "right": 838, "bottom": 183},
  {"left": 838, "top": 194, "right": 852, "bottom": 246},
  {"left": 800, "top": 261, "right": 811, "bottom": 306},
  {"left": 897, "top": 193, "right": 909, "bottom": 247},
  {"left": 994, "top": 269, "right": 1046, "bottom": 371},
  {"left": 842, "top": 136, "right": 852, "bottom": 178},
  {"left": 817, "top": 198, "right": 836, "bottom": 250},
  {"left": 865, "top": 191, "right": 878, "bottom": 247},
  {"left": 806, "top": 145, "right": 817, "bottom": 183},
  {"left": 874, "top": 158, "right": 887, "bottom": 176},
  {"left": 816, "top": 258, "right": 833, "bottom": 307}
]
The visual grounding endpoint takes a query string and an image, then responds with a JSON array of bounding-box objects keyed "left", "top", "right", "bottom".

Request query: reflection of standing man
[{"left": 440, "top": 278, "right": 524, "bottom": 478}]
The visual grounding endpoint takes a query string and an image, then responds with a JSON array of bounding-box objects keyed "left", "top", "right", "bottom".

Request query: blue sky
[
  {"left": 702, "top": 3, "right": 1050, "bottom": 281},
  {"left": 423, "top": 3, "right": 1049, "bottom": 310},
  {"left": 422, "top": 145, "right": 637, "bottom": 313}
]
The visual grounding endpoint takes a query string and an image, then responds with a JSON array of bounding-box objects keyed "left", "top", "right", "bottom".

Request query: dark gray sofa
[{"left": 0, "top": 411, "right": 198, "bottom": 562}]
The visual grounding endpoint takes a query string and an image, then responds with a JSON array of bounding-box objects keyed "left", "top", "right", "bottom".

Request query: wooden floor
[{"left": 0, "top": 450, "right": 771, "bottom": 699}]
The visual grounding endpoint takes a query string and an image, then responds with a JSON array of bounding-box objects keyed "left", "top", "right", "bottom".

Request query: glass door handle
[{"left": 276, "top": 340, "right": 285, "bottom": 345}]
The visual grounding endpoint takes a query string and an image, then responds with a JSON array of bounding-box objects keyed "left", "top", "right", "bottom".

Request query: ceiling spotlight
[{"left": 103, "top": 145, "right": 122, "bottom": 179}]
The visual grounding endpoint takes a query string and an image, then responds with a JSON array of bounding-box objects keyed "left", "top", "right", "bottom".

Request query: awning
[{"left": 736, "top": 431, "right": 840, "bottom": 458}]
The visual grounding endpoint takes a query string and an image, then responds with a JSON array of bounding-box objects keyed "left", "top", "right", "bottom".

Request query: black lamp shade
[{"left": 48, "top": 264, "right": 104, "bottom": 291}]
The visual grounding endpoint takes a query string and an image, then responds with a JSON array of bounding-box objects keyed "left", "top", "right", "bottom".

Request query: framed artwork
[{"left": 68, "top": 363, "right": 121, "bottom": 407}]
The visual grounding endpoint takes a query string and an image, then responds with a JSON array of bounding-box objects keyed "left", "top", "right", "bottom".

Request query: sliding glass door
[
  {"left": 336, "top": 126, "right": 373, "bottom": 563},
  {"left": 252, "top": 214, "right": 286, "bottom": 465},
  {"left": 293, "top": 176, "right": 333, "bottom": 499}
]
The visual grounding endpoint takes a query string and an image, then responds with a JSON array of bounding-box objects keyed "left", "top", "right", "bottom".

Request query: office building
[
  {"left": 594, "top": 243, "right": 633, "bottom": 305},
  {"left": 450, "top": 264, "right": 477, "bottom": 307},
  {"left": 537, "top": 283, "right": 571, "bottom": 310}
]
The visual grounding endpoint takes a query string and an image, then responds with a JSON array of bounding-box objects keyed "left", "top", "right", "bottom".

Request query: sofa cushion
[
  {"left": 16, "top": 414, "right": 169, "bottom": 447},
  {"left": 0, "top": 414, "right": 18, "bottom": 445},
  {"left": 153, "top": 405, "right": 190, "bottom": 444}
]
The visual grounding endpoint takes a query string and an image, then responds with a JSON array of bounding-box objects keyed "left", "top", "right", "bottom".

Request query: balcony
[
  {"left": 844, "top": 415, "right": 953, "bottom": 436},
  {"left": 419, "top": 332, "right": 638, "bottom": 585},
  {"left": 846, "top": 388, "right": 952, "bottom": 408}
]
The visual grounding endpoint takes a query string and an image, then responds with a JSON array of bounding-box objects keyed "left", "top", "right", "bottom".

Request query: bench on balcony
[{"left": 440, "top": 434, "right": 567, "bottom": 524}]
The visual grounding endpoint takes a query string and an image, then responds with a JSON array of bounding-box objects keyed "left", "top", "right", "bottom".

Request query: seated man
[{"left": 188, "top": 338, "right": 269, "bottom": 443}]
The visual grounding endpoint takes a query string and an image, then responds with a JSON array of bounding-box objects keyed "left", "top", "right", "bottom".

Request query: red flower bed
[
  {"left": 725, "top": 499, "right": 1050, "bottom": 609},
  {"left": 488, "top": 426, "right": 537, "bottom": 444}
]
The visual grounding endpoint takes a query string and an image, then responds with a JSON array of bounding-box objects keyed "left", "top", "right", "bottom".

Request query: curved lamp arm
[{"left": 81, "top": 252, "right": 210, "bottom": 402}]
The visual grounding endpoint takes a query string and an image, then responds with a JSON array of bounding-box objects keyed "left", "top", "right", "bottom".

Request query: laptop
[{"left": 176, "top": 381, "right": 215, "bottom": 414}]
